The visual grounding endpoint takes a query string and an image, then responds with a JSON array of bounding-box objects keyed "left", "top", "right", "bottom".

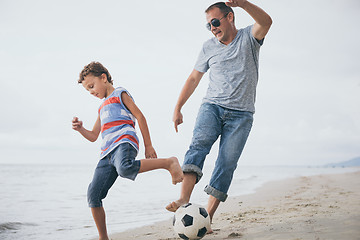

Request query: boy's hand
[
  {"left": 72, "top": 117, "right": 83, "bottom": 131},
  {"left": 145, "top": 145, "right": 157, "bottom": 159}
]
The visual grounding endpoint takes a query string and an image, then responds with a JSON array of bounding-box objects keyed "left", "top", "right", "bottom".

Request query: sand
[{"left": 107, "top": 170, "right": 360, "bottom": 240}]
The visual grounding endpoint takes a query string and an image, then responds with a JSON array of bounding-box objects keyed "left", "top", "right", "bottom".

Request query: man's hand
[
  {"left": 173, "top": 110, "right": 183, "bottom": 133},
  {"left": 225, "top": 0, "right": 248, "bottom": 8},
  {"left": 227, "top": 0, "right": 272, "bottom": 40}
]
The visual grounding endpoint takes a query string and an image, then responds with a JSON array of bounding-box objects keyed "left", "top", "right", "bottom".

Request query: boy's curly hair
[{"left": 78, "top": 61, "right": 113, "bottom": 85}]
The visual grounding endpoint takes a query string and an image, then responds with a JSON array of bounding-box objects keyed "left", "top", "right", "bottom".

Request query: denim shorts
[
  {"left": 183, "top": 103, "right": 253, "bottom": 202},
  {"left": 87, "top": 143, "right": 140, "bottom": 208}
]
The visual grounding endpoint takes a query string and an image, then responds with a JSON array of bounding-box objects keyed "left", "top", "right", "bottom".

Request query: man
[{"left": 166, "top": 0, "right": 272, "bottom": 230}]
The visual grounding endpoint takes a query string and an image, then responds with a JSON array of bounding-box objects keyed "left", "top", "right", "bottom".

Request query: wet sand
[{"left": 108, "top": 170, "right": 360, "bottom": 240}]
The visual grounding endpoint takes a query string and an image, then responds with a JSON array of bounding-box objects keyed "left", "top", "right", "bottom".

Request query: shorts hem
[
  {"left": 126, "top": 161, "right": 140, "bottom": 181},
  {"left": 204, "top": 184, "right": 227, "bottom": 202},
  {"left": 88, "top": 203, "right": 103, "bottom": 208},
  {"left": 182, "top": 164, "right": 203, "bottom": 183}
]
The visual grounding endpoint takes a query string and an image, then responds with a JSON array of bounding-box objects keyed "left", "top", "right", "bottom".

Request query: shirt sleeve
[
  {"left": 194, "top": 44, "right": 209, "bottom": 73},
  {"left": 248, "top": 25, "right": 264, "bottom": 47}
]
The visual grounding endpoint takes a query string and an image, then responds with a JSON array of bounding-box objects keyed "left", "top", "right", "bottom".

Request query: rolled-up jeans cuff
[
  {"left": 182, "top": 164, "right": 203, "bottom": 183},
  {"left": 204, "top": 185, "right": 228, "bottom": 202}
]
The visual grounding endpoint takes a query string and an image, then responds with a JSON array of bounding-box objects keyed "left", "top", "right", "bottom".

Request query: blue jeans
[
  {"left": 87, "top": 143, "right": 140, "bottom": 208},
  {"left": 183, "top": 103, "right": 253, "bottom": 202}
]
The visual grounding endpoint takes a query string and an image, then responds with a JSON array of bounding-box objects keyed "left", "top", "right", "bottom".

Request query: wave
[{"left": 0, "top": 222, "right": 37, "bottom": 233}]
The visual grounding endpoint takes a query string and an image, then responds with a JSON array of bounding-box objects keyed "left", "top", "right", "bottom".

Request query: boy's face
[{"left": 81, "top": 74, "right": 108, "bottom": 99}]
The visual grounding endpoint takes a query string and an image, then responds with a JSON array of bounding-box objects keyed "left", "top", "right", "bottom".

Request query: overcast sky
[{"left": 0, "top": 0, "right": 359, "bottom": 166}]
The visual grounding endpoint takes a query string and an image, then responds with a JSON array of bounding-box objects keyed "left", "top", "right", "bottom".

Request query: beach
[
  {"left": 109, "top": 170, "right": 360, "bottom": 240},
  {"left": 2, "top": 165, "right": 357, "bottom": 240}
]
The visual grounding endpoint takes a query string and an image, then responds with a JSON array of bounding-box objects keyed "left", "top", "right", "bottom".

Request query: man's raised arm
[{"left": 226, "top": 0, "right": 272, "bottom": 40}]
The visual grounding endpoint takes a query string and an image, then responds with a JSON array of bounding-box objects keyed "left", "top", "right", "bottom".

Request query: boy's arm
[
  {"left": 72, "top": 116, "right": 101, "bottom": 142},
  {"left": 226, "top": 0, "right": 272, "bottom": 40},
  {"left": 121, "top": 92, "right": 157, "bottom": 159}
]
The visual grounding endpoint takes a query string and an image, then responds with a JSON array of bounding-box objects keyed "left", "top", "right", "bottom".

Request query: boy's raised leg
[
  {"left": 166, "top": 172, "right": 197, "bottom": 212},
  {"left": 139, "top": 157, "right": 184, "bottom": 184},
  {"left": 91, "top": 207, "right": 109, "bottom": 240}
]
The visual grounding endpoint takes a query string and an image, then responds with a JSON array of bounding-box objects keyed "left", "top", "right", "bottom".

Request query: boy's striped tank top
[{"left": 98, "top": 87, "right": 139, "bottom": 159}]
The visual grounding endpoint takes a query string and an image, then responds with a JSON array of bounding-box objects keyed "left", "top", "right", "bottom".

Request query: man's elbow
[
  {"left": 265, "top": 16, "right": 273, "bottom": 28},
  {"left": 260, "top": 17, "right": 272, "bottom": 38}
]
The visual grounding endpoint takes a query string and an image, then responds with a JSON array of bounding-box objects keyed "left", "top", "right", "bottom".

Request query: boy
[{"left": 72, "top": 61, "right": 183, "bottom": 240}]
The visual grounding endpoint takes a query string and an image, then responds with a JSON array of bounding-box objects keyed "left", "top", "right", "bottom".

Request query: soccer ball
[{"left": 173, "top": 203, "right": 211, "bottom": 240}]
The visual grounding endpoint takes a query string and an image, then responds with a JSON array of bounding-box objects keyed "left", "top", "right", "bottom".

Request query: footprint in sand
[{"left": 227, "top": 232, "right": 243, "bottom": 238}]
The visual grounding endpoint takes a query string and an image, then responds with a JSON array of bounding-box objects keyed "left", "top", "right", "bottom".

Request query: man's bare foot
[
  {"left": 207, "top": 218, "right": 213, "bottom": 234},
  {"left": 165, "top": 199, "right": 188, "bottom": 212},
  {"left": 168, "top": 157, "right": 184, "bottom": 185}
]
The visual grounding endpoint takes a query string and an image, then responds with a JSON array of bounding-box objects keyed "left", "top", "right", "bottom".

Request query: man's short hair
[{"left": 205, "top": 2, "right": 235, "bottom": 22}]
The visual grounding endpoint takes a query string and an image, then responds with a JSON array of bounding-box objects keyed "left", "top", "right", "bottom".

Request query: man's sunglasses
[{"left": 206, "top": 13, "right": 229, "bottom": 31}]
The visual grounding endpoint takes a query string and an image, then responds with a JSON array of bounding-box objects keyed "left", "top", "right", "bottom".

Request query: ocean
[{"left": 0, "top": 163, "right": 357, "bottom": 240}]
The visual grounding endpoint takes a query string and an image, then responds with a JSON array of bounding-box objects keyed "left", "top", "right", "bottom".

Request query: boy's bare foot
[
  {"left": 168, "top": 157, "right": 184, "bottom": 185},
  {"left": 165, "top": 199, "right": 188, "bottom": 212}
]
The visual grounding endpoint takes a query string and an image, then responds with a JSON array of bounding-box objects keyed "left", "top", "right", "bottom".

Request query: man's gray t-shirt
[{"left": 194, "top": 25, "right": 262, "bottom": 113}]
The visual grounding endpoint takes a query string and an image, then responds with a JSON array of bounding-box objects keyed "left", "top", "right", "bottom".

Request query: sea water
[{"left": 0, "top": 163, "right": 357, "bottom": 240}]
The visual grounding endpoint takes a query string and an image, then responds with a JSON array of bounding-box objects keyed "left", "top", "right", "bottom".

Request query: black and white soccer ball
[{"left": 173, "top": 203, "right": 211, "bottom": 240}]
